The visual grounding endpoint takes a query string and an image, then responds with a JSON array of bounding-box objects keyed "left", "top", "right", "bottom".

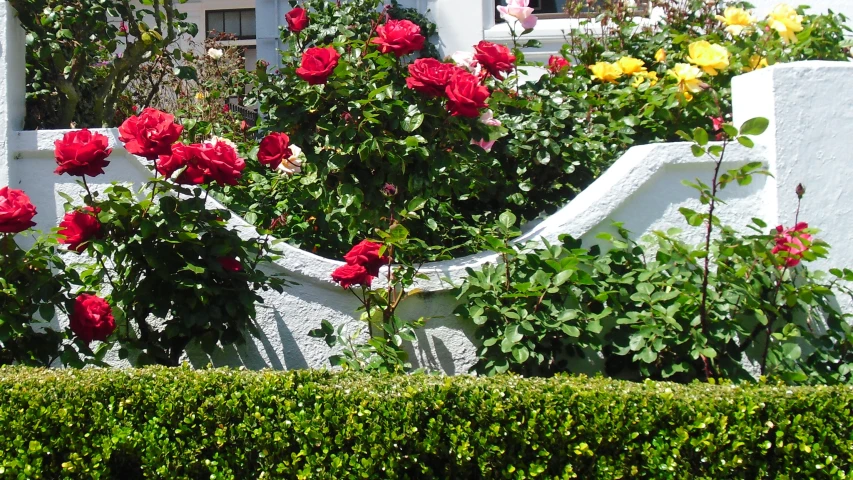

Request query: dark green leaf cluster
[{"left": 3, "top": 367, "right": 853, "bottom": 478}]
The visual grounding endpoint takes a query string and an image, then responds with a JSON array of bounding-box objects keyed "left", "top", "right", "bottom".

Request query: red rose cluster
[
  {"left": 331, "top": 240, "right": 391, "bottom": 289},
  {"left": 772, "top": 222, "right": 812, "bottom": 267},
  {"left": 404, "top": 40, "right": 517, "bottom": 118},
  {"left": 156, "top": 141, "right": 246, "bottom": 186},
  {"left": 0, "top": 187, "right": 37, "bottom": 234}
]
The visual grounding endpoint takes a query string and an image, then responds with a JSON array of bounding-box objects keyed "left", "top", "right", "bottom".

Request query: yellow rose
[
  {"left": 654, "top": 48, "right": 666, "bottom": 63},
  {"left": 195, "top": 92, "right": 205, "bottom": 101},
  {"left": 767, "top": 3, "right": 803, "bottom": 44},
  {"left": 589, "top": 62, "right": 623, "bottom": 83},
  {"left": 616, "top": 56, "right": 646, "bottom": 75},
  {"left": 715, "top": 6, "right": 756, "bottom": 36},
  {"left": 668, "top": 63, "right": 704, "bottom": 101},
  {"left": 686, "top": 40, "right": 730, "bottom": 76},
  {"left": 743, "top": 54, "right": 769, "bottom": 72},
  {"left": 631, "top": 71, "right": 658, "bottom": 88}
]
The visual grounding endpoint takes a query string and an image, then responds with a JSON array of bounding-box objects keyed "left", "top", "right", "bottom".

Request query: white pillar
[
  {"left": 0, "top": 2, "right": 26, "bottom": 187},
  {"left": 733, "top": 61, "right": 853, "bottom": 312},
  {"left": 256, "top": 0, "right": 285, "bottom": 68}
]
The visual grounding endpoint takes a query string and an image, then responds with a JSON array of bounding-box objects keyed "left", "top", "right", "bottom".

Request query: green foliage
[
  {"left": 214, "top": 0, "right": 850, "bottom": 264},
  {"left": 456, "top": 120, "right": 853, "bottom": 383},
  {"left": 3, "top": 367, "right": 853, "bottom": 478},
  {"left": 0, "top": 236, "right": 71, "bottom": 366},
  {"left": 11, "top": 0, "right": 197, "bottom": 128},
  {"left": 66, "top": 177, "right": 286, "bottom": 366}
]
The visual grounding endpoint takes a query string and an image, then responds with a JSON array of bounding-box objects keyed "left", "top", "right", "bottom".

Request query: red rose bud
[
  {"left": 343, "top": 240, "right": 391, "bottom": 277},
  {"left": 54, "top": 129, "right": 112, "bottom": 177},
  {"left": 341, "top": 112, "right": 354, "bottom": 123},
  {"left": 222, "top": 104, "right": 231, "bottom": 113},
  {"left": 381, "top": 183, "right": 398, "bottom": 197},
  {"left": 131, "top": 105, "right": 138, "bottom": 113},
  {"left": 217, "top": 256, "right": 244, "bottom": 272},
  {"left": 119, "top": 108, "right": 183, "bottom": 160},
  {"left": 58, "top": 207, "right": 101, "bottom": 253},
  {"left": 406, "top": 58, "right": 463, "bottom": 97},
  {"left": 473, "top": 41, "right": 516, "bottom": 79},
  {"left": 240, "top": 120, "right": 248, "bottom": 132},
  {"left": 0, "top": 187, "right": 37, "bottom": 234},
  {"left": 331, "top": 263, "right": 374, "bottom": 288},
  {"left": 285, "top": 6, "right": 310, "bottom": 33},
  {"left": 796, "top": 183, "right": 806, "bottom": 199},
  {"left": 445, "top": 71, "right": 491, "bottom": 118},
  {"left": 70, "top": 293, "right": 116, "bottom": 344},
  {"left": 296, "top": 46, "right": 341, "bottom": 85},
  {"left": 257, "top": 132, "right": 293, "bottom": 170},
  {"left": 548, "top": 55, "right": 570, "bottom": 74},
  {"left": 371, "top": 19, "right": 425, "bottom": 57}
]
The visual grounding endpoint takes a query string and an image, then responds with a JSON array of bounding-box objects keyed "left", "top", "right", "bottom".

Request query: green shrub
[{"left": 2, "top": 367, "right": 853, "bottom": 479}]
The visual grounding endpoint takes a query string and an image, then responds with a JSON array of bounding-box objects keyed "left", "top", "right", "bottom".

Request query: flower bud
[
  {"left": 796, "top": 183, "right": 806, "bottom": 199},
  {"left": 381, "top": 183, "right": 398, "bottom": 197}
]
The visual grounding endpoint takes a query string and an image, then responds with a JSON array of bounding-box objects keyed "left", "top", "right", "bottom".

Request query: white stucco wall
[{"left": 2, "top": 2, "right": 852, "bottom": 373}]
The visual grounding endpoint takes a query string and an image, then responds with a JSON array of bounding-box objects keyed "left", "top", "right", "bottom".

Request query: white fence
[{"left": 1, "top": 3, "right": 852, "bottom": 372}]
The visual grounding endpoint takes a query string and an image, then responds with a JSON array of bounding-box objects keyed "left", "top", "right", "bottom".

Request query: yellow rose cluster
[{"left": 589, "top": 56, "right": 657, "bottom": 87}]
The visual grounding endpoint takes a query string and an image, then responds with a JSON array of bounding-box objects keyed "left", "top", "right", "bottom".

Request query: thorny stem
[
  {"left": 81, "top": 176, "right": 118, "bottom": 290},
  {"left": 698, "top": 139, "right": 728, "bottom": 381}
]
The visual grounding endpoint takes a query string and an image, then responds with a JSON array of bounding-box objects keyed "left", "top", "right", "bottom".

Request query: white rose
[
  {"left": 276, "top": 144, "right": 304, "bottom": 175},
  {"left": 207, "top": 48, "right": 224, "bottom": 60}
]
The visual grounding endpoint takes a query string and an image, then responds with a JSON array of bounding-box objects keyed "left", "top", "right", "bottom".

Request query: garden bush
[
  {"left": 210, "top": 0, "right": 850, "bottom": 262},
  {"left": 2, "top": 367, "right": 853, "bottom": 479}
]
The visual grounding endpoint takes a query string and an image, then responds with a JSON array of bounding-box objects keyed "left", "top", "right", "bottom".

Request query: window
[
  {"left": 206, "top": 9, "right": 256, "bottom": 40},
  {"left": 494, "top": 0, "right": 647, "bottom": 21}
]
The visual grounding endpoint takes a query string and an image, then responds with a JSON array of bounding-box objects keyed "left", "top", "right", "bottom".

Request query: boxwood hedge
[{"left": 1, "top": 367, "right": 851, "bottom": 479}]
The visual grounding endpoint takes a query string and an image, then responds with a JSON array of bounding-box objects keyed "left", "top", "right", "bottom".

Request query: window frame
[{"left": 205, "top": 8, "right": 257, "bottom": 41}]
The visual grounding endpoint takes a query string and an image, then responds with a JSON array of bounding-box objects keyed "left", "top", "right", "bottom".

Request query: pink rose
[{"left": 496, "top": 0, "right": 538, "bottom": 29}]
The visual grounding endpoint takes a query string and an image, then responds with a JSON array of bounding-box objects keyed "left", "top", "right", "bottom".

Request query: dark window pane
[
  {"left": 241, "top": 10, "right": 256, "bottom": 38},
  {"left": 223, "top": 10, "right": 241, "bottom": 36},
  {"left": 206, "top": 12, "right": 224, "bottom": 37}
]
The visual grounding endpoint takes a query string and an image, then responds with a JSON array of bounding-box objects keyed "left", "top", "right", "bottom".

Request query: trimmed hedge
[{"left": 1, "top": 368, "right": 852, "bottom": 479}]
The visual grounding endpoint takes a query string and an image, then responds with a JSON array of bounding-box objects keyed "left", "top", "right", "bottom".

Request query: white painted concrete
[{"left": 2, "top": 7, "right": 852, "bottom": 372}]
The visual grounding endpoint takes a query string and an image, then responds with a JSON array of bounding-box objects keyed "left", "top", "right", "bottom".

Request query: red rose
[
  {"left": 473, "top": 41, "right": 516, "bottom": 79},
  {"left": 772, "top": 222, "right": 812, "bottom": 267},
  {"left": 118, "top": 108, "right": 183, "bottom": 160},
  {"left": 286, "top": 6, "right": 309, "bottom": 32},
  {"left": 156, "top": 143, "right": 207, "bottom": 185},
  {"left": 548, "top": 55, "right": 570, "bottom": 74},
  {"left": 331, "top": 263, "right": 374, "bottom": 288},
  {"left": 445, "top": 71, "right": 491, "bottom": 118},
  {"left": 70, "top": 293, "right": 116, "bottom": 344},
  {"left": 0, "top": 187, "right": 37, "bottom": 234},
  {"left": 54, "top": 129, "right": 112, "bottom": 177},
  {"left": 217, "top": 256, "right": 244, "bottom": 272},
  {"left": 58, "top": 207, "right": 101, "bottom": 253},
  {"left": 296, "top": 46, "right": 341, "bottom": 85},
  {"left": 406, "top": 58, "right": 462, "bottom": 97},
  {"left": 371, "top": 19, "right": 425, "bottom": 57},
  {"left": 157, "top": 141, "right": 245, "bottom": 186},
  {"left": 197, "top": 141, "right": 246, "bottom": 186},
  {"left": 343, "top": 240, "right": 390, "bottom": 276},
  {"left": 257, "top": 132, "right": 293, "bottom": 170}
]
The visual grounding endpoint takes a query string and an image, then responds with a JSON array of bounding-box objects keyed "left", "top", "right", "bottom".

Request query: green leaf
[
  {"left": 691, "top": 144, "right": 706, "bottom": 157},
  {"left": 783, "top": 343, "right": 802, "bottom": 360},
  {"left": 504, "top": 324, "right": 523, "bottom": 343},
  {"left": 739, "top": 117, "right": 769, "bottom": 136},
  {"left": 512, "top": 345, "right": 530, "bottom": 363},
  {"left": 737, "top": 136, "right": 755, "bottom": 148},
  {"left": 692, "top": 127, "right": 709, "bottom": 146},
  {"left": 498, "top": 211, "right": 516, "bottom": 230}
]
